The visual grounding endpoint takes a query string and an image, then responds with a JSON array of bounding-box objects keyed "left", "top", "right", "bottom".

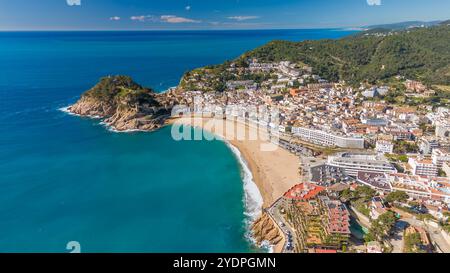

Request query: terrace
[{"left": 357, "top": 171, "right": 392, "bottom": 191}]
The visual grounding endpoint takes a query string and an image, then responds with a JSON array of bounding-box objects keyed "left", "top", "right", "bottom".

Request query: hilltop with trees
[
  {"left": 180, "top": 23, "right": 450, "bottom": 92},
  {"left": 239, "top": 24, "right": 450, "bottom": 86}
]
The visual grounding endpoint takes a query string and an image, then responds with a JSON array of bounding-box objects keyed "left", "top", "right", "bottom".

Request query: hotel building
[
  {"left": 292, "top": 127, "right": 365, "bottom": 149},
  {"left": 408, "top": 157, "right": 439, "bottom": 177},
  {"left": 327, "top": 153, "right": 396, "bottom": 177}
]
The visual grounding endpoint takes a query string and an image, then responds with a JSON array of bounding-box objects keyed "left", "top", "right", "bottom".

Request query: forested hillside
[{"left": 239, "top": 25, "right": 450, "bottom": 85}]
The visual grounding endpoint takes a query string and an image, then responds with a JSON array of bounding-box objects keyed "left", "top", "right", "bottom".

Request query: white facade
[
  {"left": 408, "top": 158, "right": 438, "bottom": 177},
  {"left": 432, "top": 148, "right": 450, "bottom": 168},
  {"left": 292, "top": 127, "right": 364, "bottom": 149},
  {"left": 436, "top": 122, "right": 450, "bottom": 138},
  {"left": 419, "top": 137, "right": 439, "bottom": 155},
  {"left": 375, "top": 140, "right": 394, "bottom": 154},
  {"left": 327, "top": 153, "right": 396, "bottom": 177},
  {"left": 443, "top": 162, "right": 450, "bottom": 178}
]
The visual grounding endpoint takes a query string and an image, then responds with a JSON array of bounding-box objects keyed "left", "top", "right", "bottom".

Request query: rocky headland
[{"left": 67, "top": 75, "right": 179, "bottom": 131}]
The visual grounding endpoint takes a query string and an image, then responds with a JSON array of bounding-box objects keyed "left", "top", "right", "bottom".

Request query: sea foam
[
  {"left": 58, "top": 106, "right": 101, "bottom": 119},
  {"left": 225, "top": 142, "right": 263, "bottom": 221},
  {"left": 225, "top": 141, "right": 273, "bottom": 252}
]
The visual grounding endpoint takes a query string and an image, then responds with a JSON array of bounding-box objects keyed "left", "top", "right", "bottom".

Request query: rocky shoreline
[
  {"left": 251, "top": 213, "right": 283, "bottom": 249},
  {"left": 67, "top": 75, "right": 179, "bottom": 132}
]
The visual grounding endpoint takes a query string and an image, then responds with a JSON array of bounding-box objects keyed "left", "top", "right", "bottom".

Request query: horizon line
[
  {"left": 0, "top": 27, "right": 364, "bottom": 32},
  {"left": 0, "top": 18, "right": 446, "bottom": 32}
]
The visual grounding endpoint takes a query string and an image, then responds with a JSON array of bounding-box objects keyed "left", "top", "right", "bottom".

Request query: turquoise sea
[{"left": 0, "top": 29, "right": 355, "bottom": 252}]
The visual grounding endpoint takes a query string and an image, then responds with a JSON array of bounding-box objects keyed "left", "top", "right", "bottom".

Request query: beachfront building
[
  {"left": 408, "top": 157, "right": 439, "bottom": 177},
  {"left": 327, "top": 153, "right": 396, "bottom": 177},
  {"left": 291, "top": 126, "right": 365, "bottom": 149},
  {"left": 375, "top": 140, "right": 394, "bottom": 154},
  {"left": 283, "top": 183, "right": 325, "bottom": 201}
]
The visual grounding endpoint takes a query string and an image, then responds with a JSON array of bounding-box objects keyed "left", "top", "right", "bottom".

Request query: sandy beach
[
  {"left": 170, "top": 117, "right": 302, "bottom": 208},
  {"left": 169, "top": 117, "right": 301, "bottom": 253}
]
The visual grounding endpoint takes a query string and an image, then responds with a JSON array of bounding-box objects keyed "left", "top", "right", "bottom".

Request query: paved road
[
  {"left": 267, "top": 198, "right": 296, "bottom": 253},
  {"left": 390, "top": 220, "right": 408, "bottom": 253}
]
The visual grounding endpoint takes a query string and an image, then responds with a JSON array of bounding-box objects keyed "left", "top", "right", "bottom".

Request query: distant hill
[
  {"left": 237, "top": 24, "right": 450, "bottom": 85},
  {"left": 366, "top": 20, "right": 443, "bottom": 31}
]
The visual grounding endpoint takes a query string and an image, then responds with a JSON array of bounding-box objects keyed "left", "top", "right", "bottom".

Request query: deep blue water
[{"left": 0, "top": 29, "right": 355, "bottom": 253}]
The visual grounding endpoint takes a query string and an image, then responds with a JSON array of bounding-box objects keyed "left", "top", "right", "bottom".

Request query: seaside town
[{"left": 162, "top": 57, "right": 450, "bottom": 253}]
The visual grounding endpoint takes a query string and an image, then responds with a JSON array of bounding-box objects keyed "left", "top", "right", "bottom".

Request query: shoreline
[
  {"left": 169, "top": 117, "right": 302, "bottom": 207},
  {"left": 170, "top": 117, "right": 302, "bottom": 253}
]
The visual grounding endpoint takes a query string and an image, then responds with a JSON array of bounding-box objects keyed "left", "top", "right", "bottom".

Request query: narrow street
[
  {"left": 267, "top": 198, "right": 296, "bottom": 253},
  {"left": 390, "top": 220, "right": 408, "bottom": 253}
]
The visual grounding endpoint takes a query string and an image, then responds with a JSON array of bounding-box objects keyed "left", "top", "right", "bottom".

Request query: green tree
[
  {"left": 385, "top": 191, "right": 409, "bottom": 204},
  {"left": 404, "top": 232, "right": 425, "bottom": 253},
  {"left": 339, "top": 189, "right": 354, "bottom": 202},
  {"left": 367, "top": 211, "right": 397, "bottom": 242},
  {"left": 354, "top": 186, "right": 376, "bottom": 202},
  {"left": 394, "top": 140, "right": 419, "bottom": 154}
]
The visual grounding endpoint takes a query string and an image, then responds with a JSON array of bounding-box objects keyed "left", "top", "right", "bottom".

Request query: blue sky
[{"left": 0, "top": 0, "right": 449, "bottom": 30}]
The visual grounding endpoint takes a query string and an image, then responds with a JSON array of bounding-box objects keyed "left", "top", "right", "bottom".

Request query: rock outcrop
[
  {"left": 68, "top": 75, "right": 175, "bottom": 131},
  {"left": 251, "top": 213, "right": 283, "bottom": 247}
]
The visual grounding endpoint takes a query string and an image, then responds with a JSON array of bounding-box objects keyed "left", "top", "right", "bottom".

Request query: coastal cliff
[
  {"left": 68, "top": 76, "right": 175, "bottom": 131},
  {"left": 251, "top": 213, "right": 283, "bottom": 248}
]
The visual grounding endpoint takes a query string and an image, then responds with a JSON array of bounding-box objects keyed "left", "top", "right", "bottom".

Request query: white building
[
  {"left": 375, "top": 140, "right": 394, "bottom": 154},
  {"left": 443, "top": 162, "right": 450, "bottom": 178},
  {"left": 387, "top": 173, "right": 450, "bottom": 205},
  {"left": 408, "top": 157, "right": 438, "bottom": 177},
  {"left": 327, "top": 153, "right": 396, "bottom": 177},
  {"left": 432, "top": 148, "right": 450, "bottom": 168},
  {"left": 436, "top": 123, "right": 450, "bottom": 138},
  {"left": 419, "top": 137, "right": 439, "bottom": 155},
  {"left": 292, "top": 127, "right": 365, "bottom": 149}
]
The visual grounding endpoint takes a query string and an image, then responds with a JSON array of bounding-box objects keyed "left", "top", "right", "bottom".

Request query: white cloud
[
  {"left": 130, "top": 15, "right": 157, "bottom": 22},
  {"left": 227, "top": 16, "right": 260, "bottom": 21},
  {"left": 185, "top": 6, "right": 191, "bottom": 11},
  {"left": 109, "top": 16, "right": 121, "bottom": 21},
  {"left": 66, "top": 0, "right": 81, "bottom": 6},
  {"left": 130, "top": 14, "right": 200, "bottom": 24},
  {"left": 160, "top": 15, "right": 200, "bottom": 23},
  {"left": 367, "top": 0, "right": 381, "bottom": 6}
]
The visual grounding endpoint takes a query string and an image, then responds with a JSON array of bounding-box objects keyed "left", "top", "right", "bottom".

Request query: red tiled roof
[{"left": 284, "top": 183, "right": 325, "bottom": 200}]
